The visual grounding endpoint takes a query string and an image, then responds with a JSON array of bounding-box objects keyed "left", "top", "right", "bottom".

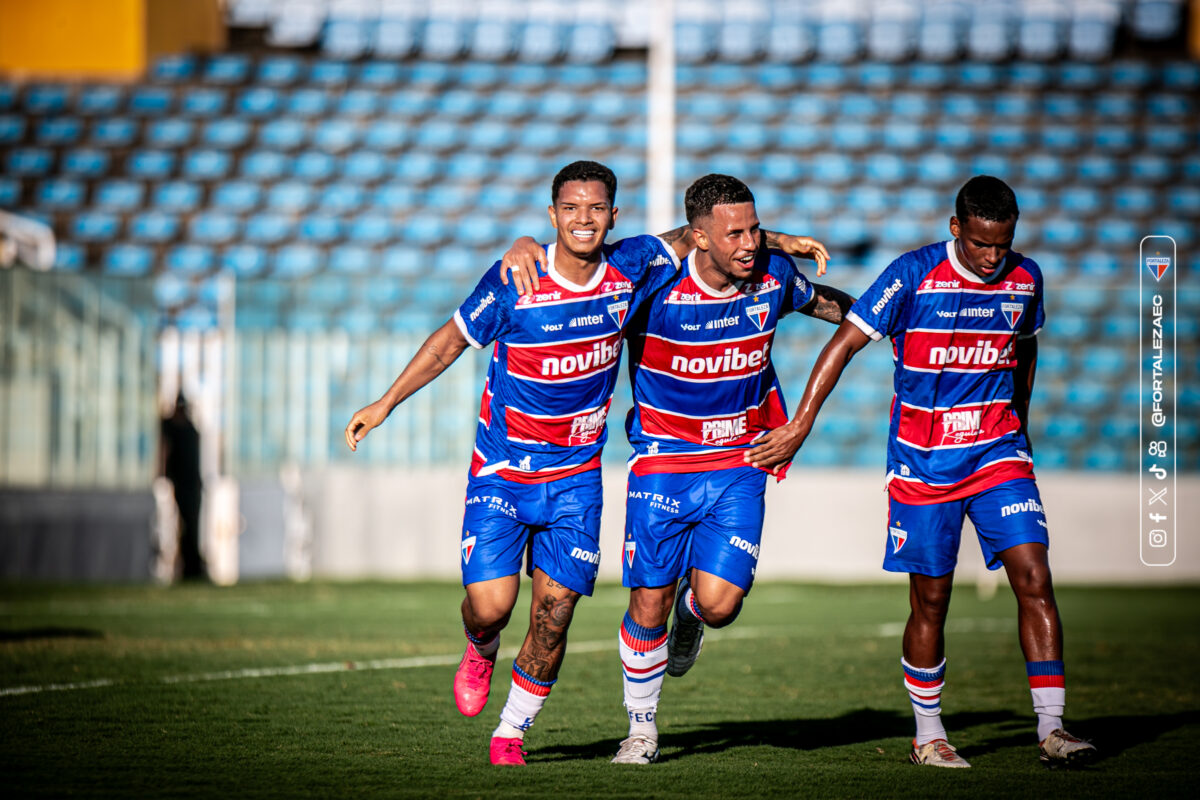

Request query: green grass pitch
[{"left": 2, "top": 581, "right": 1197, "bottom": 798}]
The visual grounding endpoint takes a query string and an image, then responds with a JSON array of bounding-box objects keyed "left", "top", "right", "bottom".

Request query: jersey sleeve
[
  {"left": 452, "top": 262, "right": 511, "bottom": 349},
  {"left": 845, "top": 257, "right": 915, "bottom": 341},
  {"left": 1019, "top": 260, "right": 1045, "bottom": 339},
  {"left": 609, "top": 234, "right": 681, "bottom": 289},
  {"left": 779, "top": 252, "right": 815, "bottom": 314}
]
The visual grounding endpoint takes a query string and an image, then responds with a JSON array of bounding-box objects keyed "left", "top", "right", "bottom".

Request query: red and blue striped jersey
[
  {"left": 453, "top": 235, "right": 679, "bottom": 484},
  {"left": 625, "top": 248, "right": 815, "bottom": 477},
  {"left": 845, "top": 240, "right": 1045, "bottom": 504}
]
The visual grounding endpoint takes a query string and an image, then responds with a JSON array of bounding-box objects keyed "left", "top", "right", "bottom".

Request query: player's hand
[
  {"left": 744, "top": 421, "right": 809, "bottom": 473},
  {"left": 498, "top": 237, "right": 547, "bottom": 295},
  {"left": 344, "top": 400, "right": 390, "bottom": 452},
  {"left": 776, "top": 235, "right": 830, "bottom": 277}
]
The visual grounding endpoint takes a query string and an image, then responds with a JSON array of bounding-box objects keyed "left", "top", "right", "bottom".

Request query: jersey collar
[
  {"left": 545, "top": 243, "right": 607, "bottom": 293},
  {"left": 946, "top": 239, "right": 1007, "bottom": 284},
  {"left": 687, "top": 250, "right": 742, "bottom": 298}
]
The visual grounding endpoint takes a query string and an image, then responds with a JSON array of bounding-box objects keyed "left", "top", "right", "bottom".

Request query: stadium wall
[{"left": 277, "top": 466, "right": 1200, "bottom": 585}]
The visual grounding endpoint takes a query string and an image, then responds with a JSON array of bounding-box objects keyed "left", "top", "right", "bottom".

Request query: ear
[
  {"left": 609, "top": 206, "right": 618, "bottom": 229},
  {"left": 948, "top": 216, "right": 961, "bottom": 240},
  {"left": 548, "top": 204, "right": 558, "bottom": 230},
  {"left": 692, "top": 224, "right": 710, "bottom": 252}
]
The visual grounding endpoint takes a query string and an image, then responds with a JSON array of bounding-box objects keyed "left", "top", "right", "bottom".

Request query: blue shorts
[
  {"left": 460, "top": 469, "right": 603, "bottom": 596},
  {"left": 885, "top": 478, "right": 1050, "bottom": 577},
  {"left": 623, "top": 466, "right": 767, "bottom": 593}
]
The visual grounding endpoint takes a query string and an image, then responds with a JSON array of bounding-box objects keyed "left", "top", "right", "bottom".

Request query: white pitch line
[{"left": 1, "top": 619, "right": 1014, "bottom": 698}]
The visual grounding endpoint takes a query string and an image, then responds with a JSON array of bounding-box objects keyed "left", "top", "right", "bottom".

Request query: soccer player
[
  {"left": 745, "top": 176, "right": 1097, "bottom": 769},
  {"left": 346, "top": 161, "right": 824, "bottom": 766},
  {"left": 609, "top": 174, "right": 853, "bottom": 764}
]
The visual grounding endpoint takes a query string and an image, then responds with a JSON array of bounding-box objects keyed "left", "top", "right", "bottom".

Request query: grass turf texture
[{"left": 1, "top": 581, "right": 1196, "bottom": 798}]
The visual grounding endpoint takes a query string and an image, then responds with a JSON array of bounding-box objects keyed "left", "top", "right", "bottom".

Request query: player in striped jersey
[
  {"left": 611, "top": 175, "right": 854, "bottom": 764},
  {"left": 745, "top": 176, "right": 1096, "bottom": 769}
]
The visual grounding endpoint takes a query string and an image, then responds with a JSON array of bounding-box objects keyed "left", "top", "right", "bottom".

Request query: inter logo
[
  {"left": 608, "top": 300, "right": 629, "bottom": 328},
  {"left": 624, "top": 540, "right": 636, "bottom": 568},
  {"left": 1146, "top": 256, "right": 1170, "bottom": 282},
  {"left": 889, "top": 525, "right": 907, "bottom": 553},
  {"left": 1001, "top": 302, "right": 1024, "bottom": 329},
  {"left": 746, "top": 302, "right": 770, "bottom": 331},
  {"left": 461, "top": 535, "right": 476, "bottom": 564}
]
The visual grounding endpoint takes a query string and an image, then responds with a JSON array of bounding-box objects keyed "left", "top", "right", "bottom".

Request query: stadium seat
[
  {"left": 414, "top": 120, "right": 462, "bottom": 151},
  {"left": 299, "top": 214, "right": 343, "bottom": 244},
  {"left": 381, "top": 246, "right": 421, "bottom": 275},
  {"left": 329, "top": 245, "right": 372, "bottom": 274},
  {"left": 128, "top": 87, "right": 173, "bottom": 115},
  {"left": 202, "top": 118, "right": 251, "bottom": 149},
  {"left": 1144, "top": 124, "right": 1189, "bottom": 153},
  {"left": 5, "top": 147, "right": 53, "bottom": 176},
  {"left": 1024, "top": 154, "right": 1067, "bottom": 184},
  {"left": 126, "top": 149, "right": 175, "bottom": 180},
  {"left": 1093, "top": 125, "right": 1136, "bottom": 152},
  {"left": 318, "top": 183, "right": 365, "bottom": 212},
  {"left": 1057, "top": 186, "right": 1102, "bottom": 215},
  {"left": 1058, "top": 61, "right": 1104, "bottom": 89},
  {"left": 362, "top": 120, "right": 407, "bottom": 151},
  {"left": 153, "top": 181, "right": 202, "bottom": 212},
  {"left": 145, "top": 118, "right": 194, "bottom": 148},
  {"left": 35, "top": 179, "right": 85, "bottom": 210},
  {"left": 104, "top": 245, "right": 154, "bottom": 276},
  {"left": 766, "top": 19, "right": 814, "bottom": 63},
  {"left": 256, "top": 56, "right": 305, "bottom": 86},
  {"left": 1162, "top": 60, "right": 1200, "bottom": 90},
  {"left": 567, "top": 22, "right": 615, "bottom": 63},
  {"left": 180, "top": 88, "right": 228, "bottom": 116},
  {"left": 341, "top": 152, "right": 387, "bottom": 183},
  {"left": 129, "top": 211, "right": 180, "bottom": 243},
  {"left": 338, "top": 89, "right": 380, "bottom": 117},
  {"left": 71, "top": 211, "right": 120, "bottom": 242},
  {"left": 395, "top": 152, "right": 440, "bottom": 183},
  {"left": 183, "top": 150, "right": 232, "bottom": 180},
  {"left": 288, "top": 88, "right": 330, "bottom": 117},
  {"left": 22, "top": 84, "right": 69, "bottom": 114},
  {"left": 273, "top": 245, "right": 323, "bottom": 278},
  {"left": 211, "top": 181, "right": 260, "bottom": 212},
  {"left": 35, "top": 117, "right": 82, "bottom": 146},
  {"left": 1041, "top": 92, "right": 1085, "bottom": 117},
  {"left": 77, "top": 85, "right": 123, "bottom": 115},
  {"left": 373, "top": 183, "right": 419, "bottom": 212},
  {"left": 421, "top": 19, "right": 466, "bottom": 61},
  {"left": 222, "top": 246, "right": 267, "bottom": 278},
  {"left": 914, "top": 152, "right": 959, "bottom": 186},
  {"left": 266, "top": 181, "right": 313, "bottom": 211},
  {"left": 237, "top": 87, "right": 282, "bottom": 117},
  {"left": 1039, "top": 126, "right": 1083, "bottom": 151},
  {"left": 374, "top": 19, "right": 417, "bottom": 59},
  {"left": 166, "top": 245, "right": 215, "bottom": 274},
  {"left": 1093, "top": 92, "right": 1137, "bottom": 118},
  {"left": 1076, "top": 155, "right": 1119, "bottom": 183},
  {"left": 241, "top": 150, "right": 288, "bottom": 181},
  {"left": 244, "top": 212, "right": 293, "bottom": 245},
  {"left": 189, "top": 212, "right": 240, "bottom": 244},
  {"left": 1093, "top": 217, "right": 1138, "bottom": 248},
  {"left": 60, "top": 148, "right": 110, "bottom": 179},
  {"left": 95, "top": 179, "right": 145, "bottom": 210},
  {"left": 150, "top": 54, "right": 196, "bottom": 83},
  {"left": 1113, "top": 187, "right": 1156, "bottom": 215},
  {"left": 346, "top": 214, "right": 392, "bottom": 245},
  {"left": 203, "top": 54, "right": 251, "bottom": 85},
  {"left": 53, "top": 243, "right": 85, "bottom": 270},
  {"left": 469, "top": 20, "right": 516, "bottom": 61},
  {"left": 933, "top": 124, "right": 976, "bottom": 151},
  {"left": 324, "top": 19, "right": 373, "bottom": 60},
  {"left": 292, "top": 152, "right": 336, "bottom": 182},
  {"left": 0, "top": 177, "right": 19, "bottom": 206}
]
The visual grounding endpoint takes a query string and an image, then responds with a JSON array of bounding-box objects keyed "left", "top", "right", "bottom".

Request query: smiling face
[
  {"left": 548, "top": 180, "right": 616, "bottom": 263},
  {"left": 949, "top": 214, "right": 1017, "bottom": 280},
  {"left": 693, "top": 202, "right": 762, "bottom": 287}
]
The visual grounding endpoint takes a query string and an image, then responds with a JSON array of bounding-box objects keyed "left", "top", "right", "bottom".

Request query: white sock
[
  {"left": 1027, "top": 660, "right": 1066, "bottom": 742},
  {"left": 619, "top": 612, "right": 667, "bottom": 741},
  {"left": 902, "top": 657, "right": 948, "bottom": 745},
  {"left": 494, "top": 665, "right": 554, "bottom": 739}
]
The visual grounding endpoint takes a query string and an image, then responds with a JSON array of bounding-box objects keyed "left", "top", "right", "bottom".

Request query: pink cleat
[
  {"left": 489, "top": 736, "right": 527, "bottom": 766},
  {"left": 454, "top": 644, "right": 496, "bottom": 717}
]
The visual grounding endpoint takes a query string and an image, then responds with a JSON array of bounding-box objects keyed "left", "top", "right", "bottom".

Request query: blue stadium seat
[
  {"left": 183, "top": 150, "right": 231, "bottom": 180},
  {"left": 387, "top": 88, "right": 432, "bottom": 116},
  {"left": 1094, "top": 217, "right": 1138, "bottom": 248},
  {"left": 312, "top": 120, "right": 357, "bottom": 152},
  {"left": 1168, "top": 187, "right": 1200, "bottom": 215},
  {"left": 5, "top": 147, "right": 53, "bottom": 176},
  {"left": 433, "top": 246, "right": 478, "bottom": 276},
  {"left": 189, "top": 212, "right": 240, "bottom": 244},
  {"left": 359, "top": 61, "right": 402, "bottom": 86},
  {"left": 180, "top": 88, "right": 227, "bottom": 116},
  {"left": 381, "top": 247, "right": 421, "bottom": 275},
  {"left": 95, "top": 179, "right": 145, "bottom": 210},
  {"left": 293, "top": 152, "right": 336, "bottom": 182},
  {"left": 373, "top": 183, "right": 419, "bottom": 211},
  {"left": 318, "top": 183, "right": 365, "bottom": 212},
  {"left": 236, "top": 87, "right": 281, "bottom": 117},
  {"left": 241, "top": 150, "right": 288, "bottom": 181},
  {"left": 567, "top": 22, "right": 615, "bottom": 63},
  {"left": 126, "top": 149, "right": 175, "bottom": 179},
  {"left": 310, "top": 60, "right": 353, "bottom": 86},
  {"left": 202, "top": 118, "right": 251, "bottom": 149},
  {"left": 424, "top": 184, "right": 471, "bottom": 211},
  {"left": 1039, "top": 217, "right": 1086, "bottom": 250},
  {"left": 1113, "top": 187, "right": 1156, "bottom": 215},
  {"left": 1162, "top": 60, "right": 1200, "bottom": 90},
  {"left": 864, "top": 153, "right": 907, "bottom": 184},
  {"left": 478, "top": 184, "right": 522, "bottom": 209},
  {"left": 395, "top": 152, "right": 440, "bottom": 183},
  {"left": 793, "top": 186, "right": 835, "bottom": 216},
  {"left": 1024, "top": 154, "right": 1066, "bottom": 184},
  {"left": 469, "top": 20, "right": 515, "bottom": 61},
  {"left": 257, "top": 119, "right": 305, "bottom": 151},
  {"left": 363, "top": 120, "right": 407, "bottom": 151},
  {"left": 203, "top": 54, "right": 251, "bottom": 85},
  {"left": 346, "top": 214, "right": 392, "bottom": 245},
  {"left": 129, "top": 211, "right": 180, "bottom": 243},
  {"left": 324, "top": 19, "right": 373, "bottom": 60},
  {"left": 914, "top": 152, "right": 959, "bottom": 186},
  {"left": 128, "top": 87, "right": 173, "bottom": 116},
  {"left": 244, "top": 212, "right": 293, "bottom": 245},
  {"left": 0, "top": 177, "right": 19, "bottom": 206},
  {"left": 145, "top": 118, "right": 193, "bottom": 148},
  {"left": 267, "top": 181, "right": 313, "bottom": 211},
  {"left": 986, "top": 124, "right": 1029, "bottom": 151},
  {"left": 374, "top": 19, "right": 417, "bottom": 59},
  {"left": 0, "top": 84, "right": 14, "bottom": 112},
  {"left": 35, "top": 117, "right": 82, "bottom": 146},
  {"left": 154, "top": 274, "right": 191, "bottom": 308},
  {"left": 257, "top": 56, "right": 305, "bottom": 86},
  {"left": 151, "top": 54, "right": 196, "bottom": 83},
  {"left": 1057, "top": 186, "right": 1102, "bottom": 215},
  {"left": 53, "top": 243, "right": 85, "bottom": 270},
  {"left": 933, "top": 124, "right": 976, "bottom": 151},
  {"left": 77, "top": 85, "right": 123, "bottom": 115},
  {"left": 71, "top": 211, "right": 120, "bottom": 242},
  {"left": 104, "top": 245, "right": 153, "bottom": 276},
  {"left": 765, "top": 16, "right": 813, "bottom": 63},
  {"left": 329, "top": 245, "right": 372, "bottom": 274},
  {"left": 35, "top": 179, "right": 85, "bottom": 210},
  {"left": 401, "top": 212, "right": 447, "bottom": 245},
  {"left": 299, "top": 214, "right": 342, "bottom": 244},
  {"left": 1076, "top": 155, "right": 1119, "bottom": 183},
  {"left": 421, "top": 19, "right": 466, "bottom": 61},
  {"left": 288, "top": 88, "right": 330, "bottom": 117},
  {"left": 1075, "top": 250, "right": 1120, "bottom": 276},
  {"left": 1144, "top": 124, "right": 1189, "bottom": 153},
  {"left": 342, "top": 152, "right": 388, "bottom": 183},
  {"left": 222, "top": 246, "right": 267, "bottom": 278},
  {"left": 166, "top": 245, "right": 214, "bottom": 274},
  {"left": 273, "top": 245, "right": 323, "bottom": 278},
  {"left": 1093, "top": 125, "right": 1136, "bottom": 152},
  {"left": 1094, "top": 92, "right": 1138, "bottom": 118},
  {"left": 675, "top": 21, "right": 715, "bottom": 64},
  {"left": 1039, "top": 126, "right": 1083, "bottom": 151},
  {"left": 1058, "top": 62, "right": 1104, "bottom": 89},
  {"left": 211, "top": 181, "right": 260, "bottom": 212},
  {"left": 338, "top": 88, "right": 380, "bottom": 117},
  {"left": 880, "top": 120, "right": 926, "bottom": 151},
  {"left": 414, "top": 120, "right": 462, "bottom": 151},
  {"left": 1041, "top": 92, "right": 1085, "bottom": 117},
  {"left": 153, "top": 181, "right": 201, "bottom": 212},
  {"left": 22, "top": 84, "right": 68, "bottom": 114}
]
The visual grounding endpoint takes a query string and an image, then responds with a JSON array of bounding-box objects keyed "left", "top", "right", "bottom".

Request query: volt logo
[
  {"left": 461, "top": 535, "right": 477, "bottom": 564},
  {"left": 746, "top": 302, "right": 770, "bottom": 331},
  {"left": 1001, "top": 302, "right": 1024, "bottom": 329}
]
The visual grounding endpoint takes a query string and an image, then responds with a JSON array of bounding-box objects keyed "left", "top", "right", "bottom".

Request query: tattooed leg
[{"left": 514, "top": 570, "right": 582, "bottom": 682}]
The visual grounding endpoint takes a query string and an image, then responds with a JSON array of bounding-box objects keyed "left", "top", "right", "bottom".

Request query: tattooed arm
[
  {"left": 345, "top": 318, "right": 470, "bottom": 451},
  {"left": 799, "top": 283, "right": 856, "bottom": 325}
]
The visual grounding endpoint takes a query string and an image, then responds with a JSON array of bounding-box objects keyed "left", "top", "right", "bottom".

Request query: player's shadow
[
  {"left": 966, "top": 710, "right": 1200, "bottom": 760},
  {"left": 536, "top": 707, "right": 933, "bottom": 762},
  {"left": 0, "top": 627, "right": 104, "bottom": 642}
]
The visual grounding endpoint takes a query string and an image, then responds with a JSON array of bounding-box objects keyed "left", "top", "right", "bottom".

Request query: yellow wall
[{"left": 0, "top": 0, "right": 224, "bottom": 79}]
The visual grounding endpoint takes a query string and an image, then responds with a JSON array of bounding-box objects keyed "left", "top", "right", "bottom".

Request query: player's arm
[
  {"left": 798, "top": 283, "right": 856, "bottom": 325},
  {"left": 763, "top": 231, "right": 830, "bottom": 276},
  {"left": 1012, "top": 337, "right": 1038, "bottom": 450},
  {"left": 744, "top": 320, "right": 871, "bottom": 471},
  {"left": 344, "top": 319, "right": 471, "bottom": 451}
]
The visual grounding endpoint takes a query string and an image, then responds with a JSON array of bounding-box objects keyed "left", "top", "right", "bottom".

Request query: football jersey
[
  {"left": 454, "top": 235, "right": 679, "bottom": 484},
  {"left": 845, "top": 240, "right": 1046, "bottom": 505},
  {"left": 625, "top": 248, "right": 815, "bottom": 476}
]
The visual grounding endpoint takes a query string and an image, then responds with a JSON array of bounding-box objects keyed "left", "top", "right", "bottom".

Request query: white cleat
[
  {"left": 611, "top": 735, "right": 660, "bottom": 765},
  {"left": 1039, "top": 729, "right": 1097, "bottom": 769},
  {"left": 910, "top": 739, "right": 971, "bottom": 768}
]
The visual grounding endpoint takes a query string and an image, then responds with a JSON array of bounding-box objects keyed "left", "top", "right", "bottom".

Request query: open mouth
[{"left": 570, "top": 229, "right": 597, "bottom": 243}]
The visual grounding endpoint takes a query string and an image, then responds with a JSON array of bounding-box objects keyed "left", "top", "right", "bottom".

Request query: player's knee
[
  {"left": 694, "top": 593, "right": 743, "bottom": 628},
  {"left": 912, "top": 586, "right": 952, "bottom": 623},
  {"left": 629, "top": 588, "right": 673, "bottom": 628}
]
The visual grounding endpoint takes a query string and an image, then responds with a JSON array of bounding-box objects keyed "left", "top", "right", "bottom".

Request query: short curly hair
[
  {"left": 552, "top": 160, "right": 617, "bottom": 205},
  {"left": 955, "top": 175, "right": 1020, "bottom": 223},
  {"left": 685, "top": 174, "right": 755, "bottom": 224}
]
